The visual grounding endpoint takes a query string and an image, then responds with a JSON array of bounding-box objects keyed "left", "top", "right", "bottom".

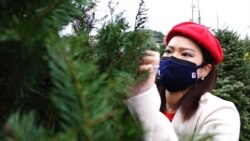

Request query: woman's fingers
[
  {"left": 141, "top": 56, "right": 155, "bottom": 64},
  {"left": 138, "top": 64, "right": 159, "bottom": 71},
  {"left": 138, "top": 64, "right": 153, "bottom": 71},
  {"left": 144, "top": 50, "right": 160, "bottom": 57},
  {"left": 130, "top": 50, "right": 160, "bottom": 96},
  {"left": 140, "top": 50, "right": 160, "bottom": 69}
]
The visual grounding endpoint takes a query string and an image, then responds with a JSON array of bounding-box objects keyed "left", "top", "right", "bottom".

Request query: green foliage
[
  {"left": 0, "top": 0, "right": 81, "bottom": 129},
  {"left": 0, "top": 0, "right": 157, "bottom": 140},
  {"left": 6, "top": 113, "right": 48, "bottom": 141},
  {"left": 214, "top": 28, "right": 250, "bottom": 141},
  {"left": 46, "top": 38, "right": 143, "bottom": 140},
  {"left": 95, "top": 16, "right": 156, "bottom": 77},
  {"left": 147, "top": 30, "right": 164, "bottom": 44},
  {"left": 72, "top": 0, "right": 98, "bottom": 34}
]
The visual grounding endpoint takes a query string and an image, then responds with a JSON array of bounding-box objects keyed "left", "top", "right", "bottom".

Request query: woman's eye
[
  {"left": 182, "top": 52, "right": 192, "bottom": 57},
  {"left": 165, "top": 49, "right": 172, "bottom": 54}
]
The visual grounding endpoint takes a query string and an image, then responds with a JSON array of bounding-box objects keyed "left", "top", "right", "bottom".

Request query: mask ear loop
[
  {"left": 196, "top": 63, "right": 207, "bottom": 81},
  {"left": 196, "top": 63, "right": 206, "bottom": 69}
]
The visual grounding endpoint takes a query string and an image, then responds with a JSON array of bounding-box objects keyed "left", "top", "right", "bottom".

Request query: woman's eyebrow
[
  {"left": 166, "top": 45, "right": 196, "bottom": 52},
  {"left": 166, "top": 45, "right": 174, "bottom": 48},
  {"left": 180, "top": 47, "right": 196, "bottom": 52}
]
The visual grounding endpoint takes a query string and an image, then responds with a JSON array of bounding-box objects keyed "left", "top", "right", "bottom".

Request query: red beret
[{"left": 165, "top": 22, "right": 223, "bottom": 65}]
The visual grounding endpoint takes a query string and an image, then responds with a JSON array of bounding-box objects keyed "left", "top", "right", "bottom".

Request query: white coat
[{"left": 126, "top": 84, "right": 240, "bottom": 141}]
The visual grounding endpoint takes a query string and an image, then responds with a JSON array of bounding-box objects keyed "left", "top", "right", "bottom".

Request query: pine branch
[
  {"left": 134, "top": 0, "right": 148, "bottom": 31},
  {"left": 35, "top": 0, "right": 62, "bottom": 26},
  {"left": 1, "top": 0, "right": 149, "bottom": 140},
  {"left": 72, "top": 0, "right": 98, "bottom": 34}
]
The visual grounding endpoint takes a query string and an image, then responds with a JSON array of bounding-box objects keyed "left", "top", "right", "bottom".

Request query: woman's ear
[{"left": 200, "top": 64, "right": 212, "bottom": 79}]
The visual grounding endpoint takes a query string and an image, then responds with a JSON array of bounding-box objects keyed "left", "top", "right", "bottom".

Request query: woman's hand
[{"left": 130, "top": 50, "right": 160, "bottom": 96}]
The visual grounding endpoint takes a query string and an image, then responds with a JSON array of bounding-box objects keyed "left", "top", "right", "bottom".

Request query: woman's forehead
[{"left": 167, "top": 36, "right": 201, "bottom": 51}]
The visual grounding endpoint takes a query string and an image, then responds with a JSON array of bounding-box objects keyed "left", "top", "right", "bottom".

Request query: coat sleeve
[{"left": 126, "top": 84, "right": 178, "bottom": 141}]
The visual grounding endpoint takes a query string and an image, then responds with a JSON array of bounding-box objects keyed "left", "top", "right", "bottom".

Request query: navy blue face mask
[{"left": 157, "top": 56, "right": 204, "bottom": 92}]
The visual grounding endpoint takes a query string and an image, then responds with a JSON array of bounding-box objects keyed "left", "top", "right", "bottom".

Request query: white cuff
[
  {"left": 126, "top": 84, "right": 178, "bottom": 141},
  {"left": 126, "top": 84, "right": 161, "bottom": 116}
]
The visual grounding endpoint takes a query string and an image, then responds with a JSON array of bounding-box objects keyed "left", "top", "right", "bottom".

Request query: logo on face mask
[
  {"left": 191, "top": 72, "right": 196, "bottom": 78},
  {"left": 157, "top": 56, "right": 204, "bottom": 92}
]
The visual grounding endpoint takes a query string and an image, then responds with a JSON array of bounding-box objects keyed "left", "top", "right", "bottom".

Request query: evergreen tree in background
[
  {"left": 213, "top": 28, "right": 250, "bottom": 141},
  {"left": 0, "top": 0, "right": 157, "bottom": 140}
]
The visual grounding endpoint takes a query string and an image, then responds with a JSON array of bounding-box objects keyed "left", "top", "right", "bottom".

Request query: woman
[{"left": 127, "top": 22, "right": 240, "bottom": 141}]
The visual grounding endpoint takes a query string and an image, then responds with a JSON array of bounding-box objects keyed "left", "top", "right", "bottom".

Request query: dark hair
[{"left": 157, "top": 45, "right": 218, "bottom": 121}]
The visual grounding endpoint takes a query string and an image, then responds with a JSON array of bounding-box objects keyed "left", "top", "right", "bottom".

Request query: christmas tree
[
  {"left": 214, "top": 28, "right": 250, "bottom": 141},
  {"left": 0, "top": 0, "right": 157, "bottom": 140}
]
